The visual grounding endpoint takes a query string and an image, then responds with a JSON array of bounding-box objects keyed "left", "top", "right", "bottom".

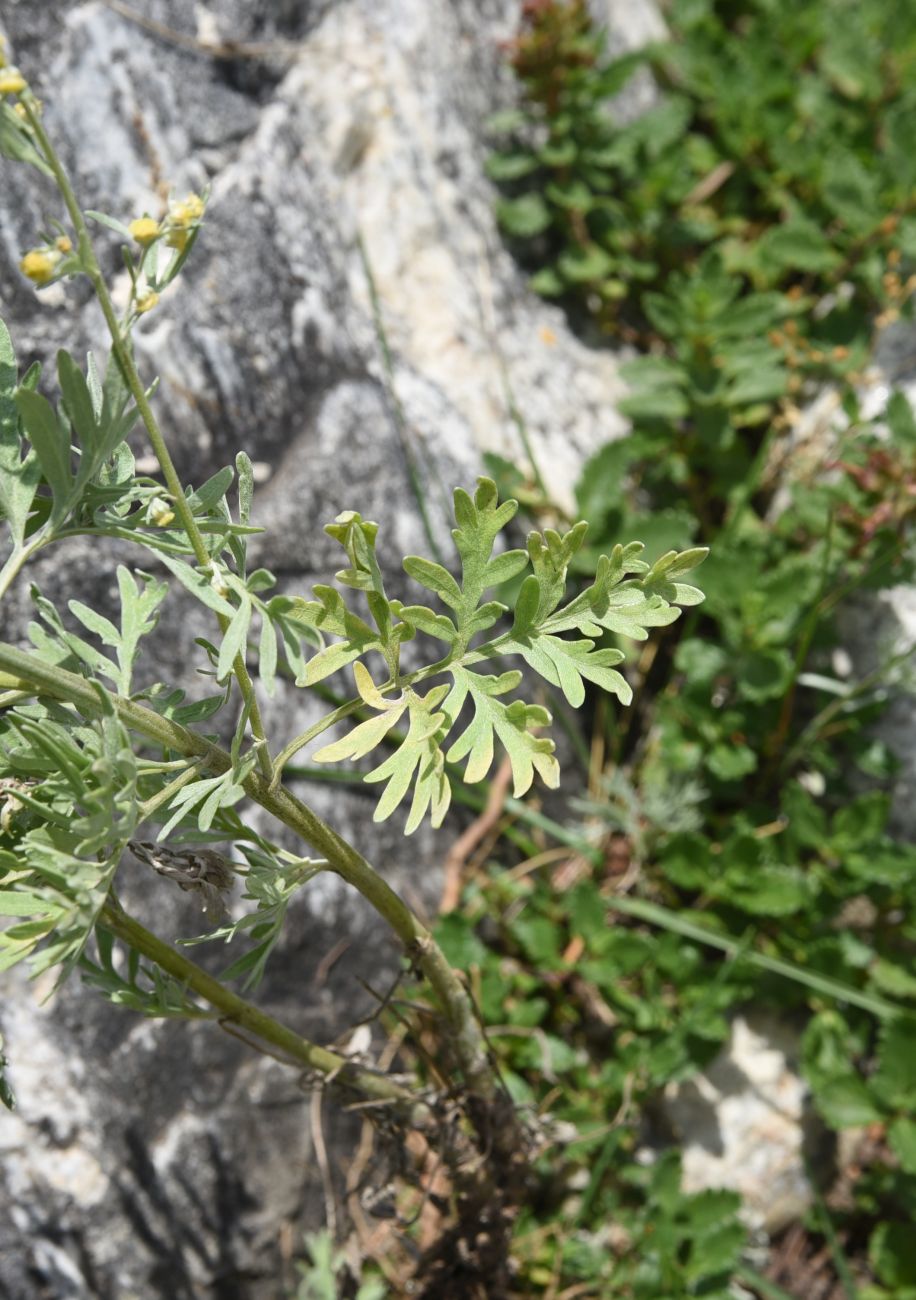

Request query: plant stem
[
  {"left": 99, "top": 899, "right": 428, "bottom": 1119},
  {"left": 22, "top": 92, "right": 272, "bottom": 780},
  {"left": 0, "top": 540, "right": 42, "bottom": 603},
  {"left": 0, "top": 641, "right": 504, "bottom": 1106},
  {"left": 606, "top": 895, "right": 897, "bottom": 1019}
]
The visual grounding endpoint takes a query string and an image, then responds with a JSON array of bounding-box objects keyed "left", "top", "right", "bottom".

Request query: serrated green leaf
[
  {"left": 888, "top": 391, "right": 916, "bottom": 447},
  {"left": 870, "top": 959, "right": 916, "bottom": 1001},
  {"left": 557, "top": 243, "right": 613, "bottom": 283},
  {"left": 870, "top": 1222, "right": 916, "bottom": 1289},
  {"left": 706, "top": 743, "right": 757, "bottom": 782},
  {"left": 760, "top": 220, "right": 842, "bottom": 274}
]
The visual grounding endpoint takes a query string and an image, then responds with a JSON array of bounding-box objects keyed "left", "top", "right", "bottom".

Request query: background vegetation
[{"left": 462, "top": 0, "right": 916, "bottom": 1295}]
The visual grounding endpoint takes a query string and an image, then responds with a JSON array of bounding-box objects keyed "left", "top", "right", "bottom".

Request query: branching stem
[
  {"left": 0, "top": 640, "right": 505, "bottom": 1113},
  {"left": 22, "top": 92, "right": 272, "bottom": 780},
  {"left": 99, "top": 899, "right": 430, "bottom": 1119}
]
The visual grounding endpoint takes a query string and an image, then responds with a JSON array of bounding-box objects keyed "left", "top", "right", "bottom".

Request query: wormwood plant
[
  {"left": 476, "top": 2, "right": 916, "bottom": 1293},
  {"left": 0, "top": 54, "right": 706, "bottom": 1295}
]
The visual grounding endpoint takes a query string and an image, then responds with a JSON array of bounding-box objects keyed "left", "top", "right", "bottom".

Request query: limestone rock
[{"left": 658, "top": 1013, "right": 816, "bottom": 1236}]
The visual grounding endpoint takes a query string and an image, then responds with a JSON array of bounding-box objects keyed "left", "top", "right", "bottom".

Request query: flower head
[
  {"left": 128, "top": 216, "right": 161, "bottom": 247},
  {"left": 169, "top": 192, "right": 205, "bottom": 226},
  {"left": 19, "top": 247, "right": 61, "bottom": 286},
  {"left": 164, "top": 226, "right": 190, "bottom": 252},
  {"left": 146, "top": 496, "right": 175, "bottom": 527},
  {"left": 135, "top": 289, "right": 160, "bottom": 315},
  {"left": 0, "top": 67, "right": 27, "bottom": 96},
  {"left": 162, "top": 191, "right": 205, "bottom": 252}
]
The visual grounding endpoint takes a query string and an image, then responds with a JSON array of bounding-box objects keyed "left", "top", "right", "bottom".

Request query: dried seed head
[{"left": 128, "top": 840, "right": 235, "bottom": 922}]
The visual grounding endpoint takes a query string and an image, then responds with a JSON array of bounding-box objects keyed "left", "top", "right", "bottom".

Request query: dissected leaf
[
  {"left": 445, "top": 667, "right": 559, "bottom": 797},
  {"left": 365, "top": 685, "right": 452, "bottom": 833}
]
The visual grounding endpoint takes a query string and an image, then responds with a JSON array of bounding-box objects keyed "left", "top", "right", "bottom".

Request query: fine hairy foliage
[{"left": 300, "top": 488, "right": 704, "bottom": 831}]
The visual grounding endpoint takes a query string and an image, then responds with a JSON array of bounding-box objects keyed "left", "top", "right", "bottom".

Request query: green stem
[
  {"left": 0, "top": 539, "right": 43, "bottom": 603},
  {"left": 22, "top": 92, "right": 272, "bottom": 781},
  {"left": 270, "top": 695, "right": 367, "bottom": 790},
  {"left": 606, "top": 895, "right": 898, "bottom": 1019},
  {"left": 136, "top": 761, "right": 204, "bottom": 822},
  {"left": 99, "top": 900, "right": 427, "bottom": 1119},
  {"left": 0, "top": 640, "right": 502, "bottom": 1104}
]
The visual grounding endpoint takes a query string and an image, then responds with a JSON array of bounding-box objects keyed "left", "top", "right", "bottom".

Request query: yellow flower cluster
[
  {"left": 128, "top": 193, "right": 206, "bottom": 254},
  {"left": 165, "top": 192, "right": 206, "bottom": 251}
]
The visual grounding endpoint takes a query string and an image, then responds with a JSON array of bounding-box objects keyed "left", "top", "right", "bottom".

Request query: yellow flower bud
[
  {"left": 55, "top": 235, "right": 72, "bottom": 253},
  {"left": 128, "top": 216, "right": 161, "bottom": 247},
  {"left": 0, "top": 68, "right": 27, "bottom": 96},
  {"left": 13, "top": 103, "right": 27, "bottom": 122},
  {"left": 209, "top": 564, "right": 229, "bottom": 598},
  {"left": 146, "top": 497, "right": 175, "bottom": 527},
  {"left": 19, "top": 247, "right": 60, "bottom": 286},
  {"left": 170, "top": 192, "right": 205, "bottom": 226},
  {"left": 135, "top": 289, "right": 160, "bottom": 315},
  {"left": 164, "top": 226, "right": 190, "bottom": 252}
]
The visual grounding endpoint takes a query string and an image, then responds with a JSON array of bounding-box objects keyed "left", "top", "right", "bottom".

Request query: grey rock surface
[
  {"left": 0, "top": 2, "right": 650, "bottom": 1295},
  {"left": 657, "top": 1013, "right": 816, "bottom": 1236}
]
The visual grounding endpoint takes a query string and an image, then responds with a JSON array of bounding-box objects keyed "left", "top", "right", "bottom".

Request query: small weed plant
[
  {"left": 0, "top": 43, "right": 706, "bottom": 1300},
  {"left": 478, "top": 0, "right": 916, "bottom": 1295}
]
